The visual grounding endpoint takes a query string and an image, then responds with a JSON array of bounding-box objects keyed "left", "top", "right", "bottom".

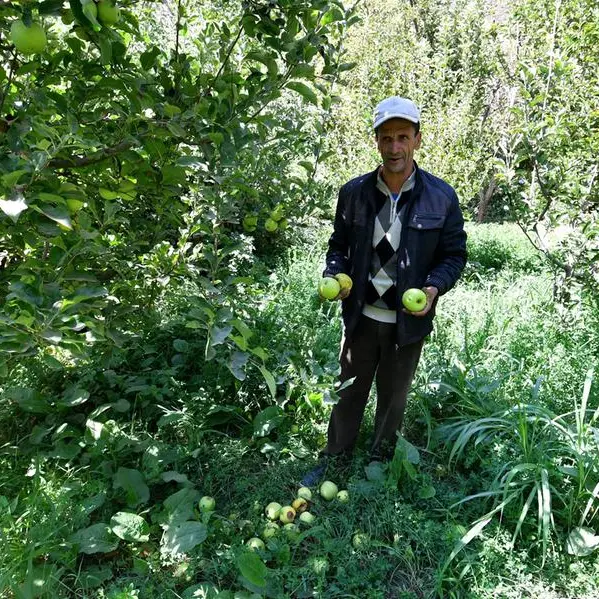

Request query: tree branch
[{"left": 48, "top": 140, "right": 135, "bottom": 169}]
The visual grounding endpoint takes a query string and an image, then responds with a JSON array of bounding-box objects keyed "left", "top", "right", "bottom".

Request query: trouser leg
[
  {"left": 371, "top": 334, "right": 424, "bottom": 457},
  {"left": 323, "top": 315, "right": 379, "bottom": 456}
]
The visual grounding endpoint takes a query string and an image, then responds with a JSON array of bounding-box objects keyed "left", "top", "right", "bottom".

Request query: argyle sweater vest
[{"left": 364, "top": 188, "right": 413, "bottom": 319}]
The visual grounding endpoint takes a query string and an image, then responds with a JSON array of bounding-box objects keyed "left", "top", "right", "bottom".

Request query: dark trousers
[{"left": 323, "top": 314, "right": 424, "bottom": 457}]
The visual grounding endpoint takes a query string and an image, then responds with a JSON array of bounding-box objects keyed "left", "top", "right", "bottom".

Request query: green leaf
[
  {"left": 163, "top": 488, "right": 201, "bottom": 525},
  {"left": 237, "top": 551, "right": 267, "bottom": 588},
  {"left": 6, "top": 387, "right": 52, "bottom": 414},
  {"left": 257, "top": 364, "right": 276, "bottom": 399},
  {"left": 285, "top": 81, "right": 318, "bottom": 106},
  {"left": 59, "top": 386, "right": 90, "bottom": 407},
  {"left": 36, "top": 204, "right": 72, "bottom": 229},
  {"left": 0, "top": 194, "right": 28, "bottom": 222},
  {"left": 566, "top": 527, "right": 599, "bottom": 556},
  {"left": 70, "top": 523, "right": 118, "bottom": 554},
  {"left": 253, "top": 406, "right": 285, "bottom": 437},
  {"left": 161, "top": 521, "right": 208, "bottom": 556},
  {"left": 110, "top": 512, "right": 150, "bottom": 542},
  {"left": 99, "top": 188, "right": 119, "bottom": 200},
  {"left": 228, "top": 350, "right": 248, "bottom": 381},
  {"left": 245, "top": 51, "right": 278, "bottom": 76},
  {"left": 113, "top": 468, "right": 150, "bottom": 507},
  {"left": 2, "top": 169, "right": 28, "bottom": 187}
]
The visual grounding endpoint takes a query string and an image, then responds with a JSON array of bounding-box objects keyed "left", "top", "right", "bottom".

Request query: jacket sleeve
[
  {"left": 424, "top": 192, "right": 467, "bottom": 295},
  {"left": 323, "top": 185, "right": 351, "bottom": 276}
]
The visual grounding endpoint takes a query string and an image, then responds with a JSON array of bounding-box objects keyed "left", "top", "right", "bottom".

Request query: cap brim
[{"left": 374, "top": 113, "right": 419, "bottom": 129}]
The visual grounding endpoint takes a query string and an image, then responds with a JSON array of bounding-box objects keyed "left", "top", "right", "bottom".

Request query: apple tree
[{"left": 0, "top": 0, "right": 358, "bottom": 380}]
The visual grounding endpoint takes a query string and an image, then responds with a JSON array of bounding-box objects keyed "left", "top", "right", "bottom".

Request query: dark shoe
[{"left": 300, "top": 458, "right": 328, "bottom": 487}]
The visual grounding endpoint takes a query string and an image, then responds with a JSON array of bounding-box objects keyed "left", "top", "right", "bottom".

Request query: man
[{"left": 302, "top": 96, "right": 467, "bottom": 486}]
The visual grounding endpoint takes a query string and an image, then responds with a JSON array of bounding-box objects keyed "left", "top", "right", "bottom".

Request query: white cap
[{"left": 373, "top": 96, "right": 420, "bottom": 130}]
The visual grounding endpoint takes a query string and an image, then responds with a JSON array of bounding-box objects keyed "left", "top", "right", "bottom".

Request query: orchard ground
[{"left": 1, "top": 222, "right": 599, "bottom": 598}]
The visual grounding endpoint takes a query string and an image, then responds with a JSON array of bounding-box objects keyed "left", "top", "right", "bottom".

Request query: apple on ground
[
  {"left": 319, "top": 480, "right": 338, "bottom": 501},
  {"left": 318, "top": 277, "right": 340, "bottom": 300},
  {"left": 337, "top": 490, "right": 349, "bottom": 503},
  {"left": 262, "top": 522, "right": 279, "bottom": 539},
  {"left": 279, "top": 506, "right": 296, "bottom": 524},
  {"left": 199, "top": 496, "right": 215, "bottom": 512},
  {"left": 402, "top": 288, "right": 427, "bottom": 312},
  {"left": 299, "top": 511, "right": 315, "bottom": 525},
  {"left": 265, "top": 502, "right": 282, "bottom": 521},
  {"left": 291, "top": 497, "right": 308, "bottom": 513},
  {"left": 247, "top": 537, "right": 265, "bottom": 551},
  {"left": 352, "top": 532, "right": 370, "bottom": 550},
  {"left": 297, "top": 487, "right": 312, "bottom": 501}
]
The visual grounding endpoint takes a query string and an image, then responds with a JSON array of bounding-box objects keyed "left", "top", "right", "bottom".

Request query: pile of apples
[{"left": 246, "top": 480, "right": 349, "bottom": 550}]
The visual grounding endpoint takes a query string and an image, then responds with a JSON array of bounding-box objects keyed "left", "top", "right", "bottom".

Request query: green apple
[
  {"left": 283, "top": 522, "right": 299, "bottom": 538},
  {"left": 297, "top": 487, "right": 312, "bottom": 501},
  {"left": 262, "top": 522, "right": 279, "bottom": 539},
  {"left": 10, "top": 20, "right": 47, "bottom": 55},
  {"left": 97, "top": 0, "right": 120, "bottom": 25},
  {"left": 352, "top": 532, "right": 370, "bottom": 550},
  {"left": 199, "top": 495, "right": 215, "bottom": 512},
  {"left": 335, "top": 273, "right": 353, "bottom": 292},
  {"left": 278, "top": 218, "right": 289, "bottom": 230},
  {"left": 318, "top": 277, "right": 340, "bottom": 300},
  {"left": 247, "top": 537, "right": 265, "bottom": 551},
  {"left": 265, "top": 502, "right": 282, "bottom": 521},
  {"left": 401, "top": 288, "right": 427, "bottom": 312},
  {"left": 270, "top": 204, "right": 284, "bottom": 221},
  {"left": 278, "top": 505, "right": 296, "bottom": 524},
  {"left": 243, "top": 215, "right": 258, "bottom": 232},
  {"left": 264, "top": 218, "right": 278, "bottom": 232},
  {"left": 291, "top": 497, "right": 308, "bottom": 513},
  {"left": 336, "top": 489, "right": 349, "bottom": 503},
  {"left": 319, "top": 480, "right": 338, "bottom": 501},
  {"left": 299, "top": 511, "right": 315, "bottom": 525}
]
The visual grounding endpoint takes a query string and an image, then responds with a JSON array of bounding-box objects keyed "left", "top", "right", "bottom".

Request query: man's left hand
[{"left": 403, "top": 286, "right": 438, "bottom": 317}]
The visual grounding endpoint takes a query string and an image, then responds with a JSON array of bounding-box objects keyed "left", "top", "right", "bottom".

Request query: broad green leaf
[
  {"left": 70, "top": 523, "right": 118, "bottom": 554},
  {"left": 37, "top": 192, "right": 65, "bottom": 204},
  {"left": 110, "top": 512, "right": 150, "bottom": 542},
  {"left": 228, "top": 350, "right": 248, "bottom": 381},
  {"left": 418, "top": 485, "right": 436, "bottom": 499},
  {"left": 0, "top": 194, "right": 28, "bottom": 222},
  {"left": 257, "top": 364, "right": 276, "bottom": 399},
  {"left": 237, "top": 551, "right": 267, "bottom": 588},
  {"left": 6, "top": 387, "right": 52, "bottom": 414},
  {"left": 99, "top": 37, "right": 112, "bottom": 64},
  {"left": 164, "top": 488, "right": 201, "bottom": 525},
  {"left": 113, "top": 468, "right": 150, "bottom": 507},
  {"left": 36, "top": 204, "right": 72, "bottom": 229},
  {"left": 99, "top": 188, "right": 119, "bottom": 200},
  {"left": 2, "top": 169, "right": 28, "bottom": 187},
  {"left": 253, "top": 406, "right": 285, "bottom": 437},
  {"left": 285, "top": 81, "right": 318, "bottom": 106},
  {"left": 245, "top": 51, "right": 278, "bottom": 76},
  {"left": 59, "top": 386, "right": 90, "bottom": 407},
  {"left": 161, "top": 521, "right": 207, "bottom": 555},
  {"left": 566, "top": 527, "right": 599, "bottom": 556}
]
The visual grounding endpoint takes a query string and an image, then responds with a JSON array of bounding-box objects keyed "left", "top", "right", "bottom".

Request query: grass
[{"left": 1, "top": 223, "right": 599, "bottom": 598}]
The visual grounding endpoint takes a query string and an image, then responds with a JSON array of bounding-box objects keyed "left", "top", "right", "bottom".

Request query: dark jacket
[{"left": 324, "top": 164, "right": 467, "bottom": 347}]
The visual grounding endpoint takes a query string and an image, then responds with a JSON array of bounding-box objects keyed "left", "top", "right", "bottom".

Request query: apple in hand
[
  {"left": 402, "top": 288, "right": 427, "bottom": 312},
  {"left": 318, "top": 277, "right": 340, "bottom": 300}
]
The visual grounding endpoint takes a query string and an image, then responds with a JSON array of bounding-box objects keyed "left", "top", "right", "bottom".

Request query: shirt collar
[{"left": 376, "top": 165, "right": 416, "bottom": 197}]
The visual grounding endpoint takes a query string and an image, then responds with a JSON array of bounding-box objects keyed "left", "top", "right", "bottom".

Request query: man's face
[{"left": 376, "top": 118, "right": 421, "bottom": 176}]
